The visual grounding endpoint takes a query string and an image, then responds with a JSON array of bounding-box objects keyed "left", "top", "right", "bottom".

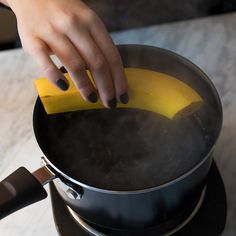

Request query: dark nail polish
[
  {"left": 56, "top": 79, "right": 69, "bottom": 91},
  {"left": 108, "top": 97, "right": 117, "bottom": 109},
  {"left": 87, "top": 91, "right": 98, "bottom": 103},
  {"left": 59, "top": 66, "right": 67, "bottom": 73},
  {"left": 119, "top": 92, "right": 129, "bottom": 104}
]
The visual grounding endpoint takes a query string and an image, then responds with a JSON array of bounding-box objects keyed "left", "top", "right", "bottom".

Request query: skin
[{"left": 1, "top": 0, "right": 128, "bottom": 108}]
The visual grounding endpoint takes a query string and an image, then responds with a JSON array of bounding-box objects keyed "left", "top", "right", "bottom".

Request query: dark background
[
  {"left": 1, "top": 0, "right": 236, "bottom": 51},
  {"left": 85, "top": 0, "right": 236, "bottom": 31}
]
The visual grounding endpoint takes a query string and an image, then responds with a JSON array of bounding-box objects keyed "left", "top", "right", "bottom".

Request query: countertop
[{"left": 0, "top": 12, "right": 236, "bottom": 236}]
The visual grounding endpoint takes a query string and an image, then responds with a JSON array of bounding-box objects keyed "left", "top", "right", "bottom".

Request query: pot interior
[{"left": 33, "top": 45, "right": 222, "bottom": 191}]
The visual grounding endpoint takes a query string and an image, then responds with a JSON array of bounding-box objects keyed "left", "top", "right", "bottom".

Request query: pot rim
[{"left": 34, "top": 44, "right": 223, "bottom": 195}]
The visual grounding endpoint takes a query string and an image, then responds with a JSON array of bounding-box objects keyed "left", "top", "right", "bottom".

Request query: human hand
[{"left": 7, "top": 0, "right": 128, "bottom": 108}]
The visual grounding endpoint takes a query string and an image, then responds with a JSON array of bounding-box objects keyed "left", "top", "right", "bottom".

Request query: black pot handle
[{"left": 0, "top": 166, "right": 54, "bottom": 220}]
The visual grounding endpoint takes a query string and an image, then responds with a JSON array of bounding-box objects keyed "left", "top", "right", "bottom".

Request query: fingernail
[
  {"left": 119, "top": 92, "right": 129, "bottom": 104},
  {"left": 108, "top": 97, "right": 117, "bottom": 109},
  {"left": 59, "top": 66, "right": 67, "bottom": 73},
  {"left": 87, "top": 91, "right": 98, "bottom": 103},
  {"left": 56, "top": 79, "right": 69, "bottom": 91}
]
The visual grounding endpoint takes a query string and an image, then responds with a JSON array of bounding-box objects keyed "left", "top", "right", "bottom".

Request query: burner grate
[
  {"left": 67, "top": 187, "right": 206, "bottom": 236},
  {"left": 50, "top": 161, "right": 226, "bottom": 236}
]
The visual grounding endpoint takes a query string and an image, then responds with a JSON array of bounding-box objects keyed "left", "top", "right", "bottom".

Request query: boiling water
[{"left": 42, "top": 108, "right": 212, "bottom": 191}]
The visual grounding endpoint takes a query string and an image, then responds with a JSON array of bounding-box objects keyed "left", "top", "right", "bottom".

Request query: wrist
[
  {"left": 0, "top": 0, "right": 10, "bottom": 6},
  {"left": 2, "top": 0, "right": 23, "bottom": 14},
  {"left": 3, "top": 0, "right": 18, "bottom": 10}
]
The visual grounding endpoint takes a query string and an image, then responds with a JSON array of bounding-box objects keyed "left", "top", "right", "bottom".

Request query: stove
[{"left": 49, "top": 161, "right": 226, "bottom": 236}]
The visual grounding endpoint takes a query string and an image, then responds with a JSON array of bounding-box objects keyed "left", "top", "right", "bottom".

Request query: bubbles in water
[{"left": 42, "top": 108, "right": 213, "bottom": 191}]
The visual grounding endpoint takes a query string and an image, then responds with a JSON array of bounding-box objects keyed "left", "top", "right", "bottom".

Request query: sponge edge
[{"left": 34, "top": 68, "right": 203, "bottom": 120}]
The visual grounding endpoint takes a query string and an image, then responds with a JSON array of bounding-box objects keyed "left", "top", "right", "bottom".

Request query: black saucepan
[{"left": 0, "top": 45, "right": 222, "bottom": 231}]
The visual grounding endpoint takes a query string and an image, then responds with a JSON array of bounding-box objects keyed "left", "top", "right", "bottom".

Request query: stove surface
[{"left": 49, "top": 161, "right": 226, "bottom": 236}]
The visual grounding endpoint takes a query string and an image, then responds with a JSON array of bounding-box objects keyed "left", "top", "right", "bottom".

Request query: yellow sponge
[{"left": 34, "top": 68, "right": 203, "bottom": 120}]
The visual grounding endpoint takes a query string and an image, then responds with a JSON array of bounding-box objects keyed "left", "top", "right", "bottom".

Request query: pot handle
[{"left": 0, "top": 166, "right": 55, "bottom": 220}]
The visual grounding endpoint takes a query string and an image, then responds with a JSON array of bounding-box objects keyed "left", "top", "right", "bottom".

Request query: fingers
[
  {"left": 89, "top": 16, "right": 129, "bottom": 104},
  {"left": 27, "top": 38, "right": 69, "bottom": 91},
  {"left": 45, "top": 33, "right": 98, "bottom": 103},
  {"left": 15, "top": 0, "right": 128, "bottom": 108},
  {"left": 67, "top": 29, "right": 116, "bottom": 108},
  {"left": 24, "top": 10, "right": 127, "bottom": 107}
]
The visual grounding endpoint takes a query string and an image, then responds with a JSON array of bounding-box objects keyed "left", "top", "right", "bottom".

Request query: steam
[{"left": 43, "top": 107, "right": 212, "bottom": 191}]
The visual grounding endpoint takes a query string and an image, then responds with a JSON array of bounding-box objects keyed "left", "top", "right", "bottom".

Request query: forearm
[
  {"left": 0, "top": 0, "right": 10, "bottom": 9},
  {"left": 0, "top": 0, "right": 9, "bottom": 5}
]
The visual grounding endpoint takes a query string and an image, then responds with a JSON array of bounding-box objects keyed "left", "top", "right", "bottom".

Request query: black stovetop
[{"left": 49, "top": 161, "right": 226, "bottom": 236}]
